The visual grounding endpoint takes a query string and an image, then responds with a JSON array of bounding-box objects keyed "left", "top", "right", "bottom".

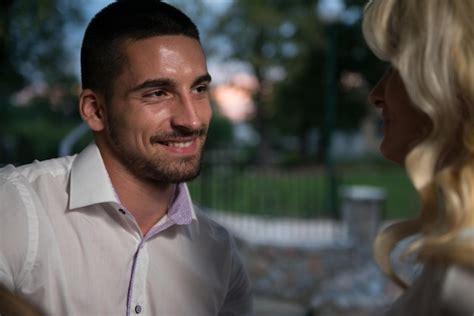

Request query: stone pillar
[{"left": 340, "top": 185, "right": 386, "bottom": 248}]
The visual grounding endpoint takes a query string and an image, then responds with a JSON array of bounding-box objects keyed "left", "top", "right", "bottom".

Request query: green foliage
[
  {"left": 273, "top": 14, "right": 386, "bottom": 162},
  {"left": 4, "top": 0, "right": 84, "bottom": 84},
  {"left": 212, "top": 0, "right": 311, "bottom": 64},
  {"left": 205, "top": 111, "right": 234, "bottom": 150},
  {"left": 0, "top": 0, "right": 85, "bottom": 164},
  {"left": 1, "top": 96, "right": 82, "bottom": 164},
  {"left": 207, "top": 1, "right": 386, "bottom": 164},
  {"left": 274, "top": 46, "right": 325, "bottom": 133},
  {"left": 210, "top": 0, "right": 323, "bottom": 164}
]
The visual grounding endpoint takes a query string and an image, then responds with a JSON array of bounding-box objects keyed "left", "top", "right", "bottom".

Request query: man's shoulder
[
  {"left": 193, "top": 206, "right": 230, "bottom": 233},
  {"left": 0, "top": 156, "right": 76, "bottom": 207},
  {"left": 192, "top": 206, "right": 235, "bottom": 245},
  {"left": 0, "top": 155, "right": 75, "bottom": 184}
]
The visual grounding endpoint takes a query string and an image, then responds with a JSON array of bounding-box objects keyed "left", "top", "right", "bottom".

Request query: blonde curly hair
[{"left": 363, "top": 0, "right": 474, "bottom": 289}]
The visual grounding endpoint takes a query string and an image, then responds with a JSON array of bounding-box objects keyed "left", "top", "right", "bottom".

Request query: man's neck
[
  {"left": 99, "top": 148, "right": 174, "bottom": 236},
  {"left": 112, "top": 167, "right": 174, "bottom": 235}
]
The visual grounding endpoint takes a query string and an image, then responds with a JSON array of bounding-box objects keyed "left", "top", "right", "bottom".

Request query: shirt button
[{"left": 135, "top": 305, "right": 142, "bottom": 314}]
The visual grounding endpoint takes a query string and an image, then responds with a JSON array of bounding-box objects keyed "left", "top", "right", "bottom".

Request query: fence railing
[
  {"left": 188, "top": 160, "right": 332, "bottom": 219},
  {"left": 188, "top": 149, "right": 420, "bottom": 222},
  {"left": 187, "top": 146, "right": 347, "bottom": 219}
]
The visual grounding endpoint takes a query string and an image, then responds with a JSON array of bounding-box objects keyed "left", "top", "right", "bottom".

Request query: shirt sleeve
[
  {"left": 218, "top": 237, "right": 254, "bottom": 316},
  {"left": 441, "top": 264, "right": 474, "bottom": 315},
  {"left": 0, "top": 169, "right": 34, "bottom": 292},
  {"left": 384, "top": 264, "right": 445, "bottom": 316}
]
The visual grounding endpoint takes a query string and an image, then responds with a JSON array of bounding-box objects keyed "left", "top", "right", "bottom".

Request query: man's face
[
  {"left": 104, "top": 35, "right": 212, "bottom": 183},
  {"left": 368, "top": 68, "right": 431, "bottom": 165}
]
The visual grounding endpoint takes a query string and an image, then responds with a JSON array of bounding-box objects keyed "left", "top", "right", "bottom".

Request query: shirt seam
[
  {"left": 5, "top": 171, "right": 39, "bottom": 288},
  {"left": 18, "top": 160, "right": 71, "bottom": 184}
]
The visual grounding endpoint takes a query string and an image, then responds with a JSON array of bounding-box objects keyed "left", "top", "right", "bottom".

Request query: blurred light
[
  {"left": 265, "top": 66, "right": 286, "bottom": 82},
  {"left": 317, "top": 0, "right": 345, "bottom": 23},
  {"left": 340, "top": 71, "right": 366, "bottom": 90},
  {"left": 211, "top": 80, "right": 256, "bottom": 123},
  {"left": 262, "top": 43, "right": 277, "bottom": 58},
  {"left": 279, "top": 22, "right": 296, "bottom": 38},
  {"left": 282, "top": 42, "right": 299, "bottom": 58},
  {"left": 341, "top": 6, "right": 362, "bottom": 25}
]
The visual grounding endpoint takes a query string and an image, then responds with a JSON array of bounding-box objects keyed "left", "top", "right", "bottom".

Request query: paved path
[
  {"left": 254, "top": 296, "right": 306, "bottom": 316},
  {"left": 206, "top": 209, "right": 346, "bottom": 248},
  {"left": 206, "top": 210, "right": 395, "bottom": 315}
]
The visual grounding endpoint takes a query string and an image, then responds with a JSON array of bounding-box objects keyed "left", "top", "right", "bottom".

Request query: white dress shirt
[{"left": 0, "top": 143, "right": 253, "bottom": 316}]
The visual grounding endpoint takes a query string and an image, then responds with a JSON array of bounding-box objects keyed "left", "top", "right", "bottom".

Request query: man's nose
[{"left": 171, "top": 94, "right": 202, "bottom": 130}]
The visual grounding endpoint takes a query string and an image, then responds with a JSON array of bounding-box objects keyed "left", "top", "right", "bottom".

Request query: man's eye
[
  {"left": 144, "top": 90, "right": 167, "bottom": 98},
  {"left": 193, "top": 85, "right": 209, "bottom": 94}
]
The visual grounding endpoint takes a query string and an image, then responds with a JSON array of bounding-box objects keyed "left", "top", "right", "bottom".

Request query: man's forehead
[
  {"left": 119, "top": 35, "right": 203, "bottom": 66},
  {"left": 123, "top": 35, "right": 203, "bottom": 52},
  {"left": 112, "top": 37, "right": 207, "bottom": 91}
]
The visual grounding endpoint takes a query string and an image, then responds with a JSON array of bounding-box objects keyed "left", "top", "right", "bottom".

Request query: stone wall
[
  {"left": 208, "top": 185, "right": 411, "bottom": 315},
  {"left": 236, "top": 239, "right": 402, "bottom": 315}
]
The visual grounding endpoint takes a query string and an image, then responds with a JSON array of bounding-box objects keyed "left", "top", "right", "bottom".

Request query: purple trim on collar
[
  {"left": 167, "top": 183, "right": 193, "bottom": 225},
  {"left": 144, "top": 183, "right": 193, "bottom": 239}
]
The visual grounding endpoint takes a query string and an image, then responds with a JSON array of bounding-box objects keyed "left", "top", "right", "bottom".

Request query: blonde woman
[{"left": 363, "top": 0, "right": 474, "bottom": 315}]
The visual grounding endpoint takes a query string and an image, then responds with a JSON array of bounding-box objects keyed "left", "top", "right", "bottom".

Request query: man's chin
[
  {"left": 146, "top": 167, "right": 201, "bottom": 184},
  {"left": 139, "top": 158, "right": 202, "bottom": 184},
  {"left": 114, "top": 147, "right": 203, "bottom": 184},
  {"left": 173, "top": 168, "right": 201, "bottom": 183}
]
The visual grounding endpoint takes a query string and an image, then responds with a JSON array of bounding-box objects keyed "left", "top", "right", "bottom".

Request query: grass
[
  {"left": 190, "top": 169, "right": 326, "bottom": 217},
  {"left": 187, "top": 162, "right": 420, "bottom": 220}
]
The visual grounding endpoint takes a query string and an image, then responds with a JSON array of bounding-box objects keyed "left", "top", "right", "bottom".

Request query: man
[{"left": 0, "top": 1, "right": 253, "bottom": 315}]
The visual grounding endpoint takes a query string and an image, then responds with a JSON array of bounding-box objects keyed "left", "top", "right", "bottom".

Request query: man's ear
[{"left": 79, "top": 89, "right": 106, "bottom": 132}]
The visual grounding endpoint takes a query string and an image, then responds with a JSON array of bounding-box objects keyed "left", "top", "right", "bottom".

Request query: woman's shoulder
[
  {"left": 441, "top": 263, "right": 474, "bottom": 315},
  {"left": 385, "top": 262, "right": 474, "bottom": 316},
  {"left": 385, "top": 264, "right": 446, "bottom": 316},
  {"left": 440, "top": 227, "right": 474, "bottom": 314}
]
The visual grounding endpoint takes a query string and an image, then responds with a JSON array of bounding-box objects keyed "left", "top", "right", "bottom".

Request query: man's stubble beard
[{"left": 105, "top": 107, "right": 206, "bottom": 184}]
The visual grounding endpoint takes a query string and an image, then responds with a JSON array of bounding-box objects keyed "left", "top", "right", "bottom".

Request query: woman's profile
[{"left": 363, "top": 0, "right": 474, "bottom": 314}]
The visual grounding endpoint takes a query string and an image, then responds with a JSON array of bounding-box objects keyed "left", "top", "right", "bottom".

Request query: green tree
[
  {"left": 0, "top": 1, "right": 25, "bottom": 94},
  {"left": 0, "top": 0, "right": 84, "bottom": 163},
  {"left": 210, "top": 0, "right": 385, "bottom": 164},
  {"left": 211, "top": 0, "right": 321, "bottom": 165},
  {"left": 273, "top": 2, "right": 386, "bottom": 162}
]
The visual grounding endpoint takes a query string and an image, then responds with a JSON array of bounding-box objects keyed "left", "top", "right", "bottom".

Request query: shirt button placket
[{"left": 134, "top": 304, "right": 142, "bottom": 314}]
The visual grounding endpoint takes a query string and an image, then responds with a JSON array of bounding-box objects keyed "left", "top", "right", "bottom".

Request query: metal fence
[{"left": 188, "top": 151, "right": 334, "bottom": 219}]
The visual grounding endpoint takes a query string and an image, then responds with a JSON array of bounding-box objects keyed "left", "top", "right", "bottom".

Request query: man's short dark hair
[{"left": 80, "top": 0, "right": 200, "bottom": 98}]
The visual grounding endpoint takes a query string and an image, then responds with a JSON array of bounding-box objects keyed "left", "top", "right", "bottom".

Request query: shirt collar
[
  {"left": 69, "top": 143, "right": 118, "bottom": 210},
  {"left": 69, "top": 143, "right": 197, "bottom": 225},
  {"left": 168, "top": 183, "right": 196, "bottom": 225}
]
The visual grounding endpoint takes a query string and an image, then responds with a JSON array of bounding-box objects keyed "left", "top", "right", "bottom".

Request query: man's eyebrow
[
  {"left": 128, "top": 74, "right": 212, "bottom": 94},
  {"left": 191, "top": 73, "right": 212, "bottom": 87},
  {"left": 129, "top": 78, "right": 176, "bottom": 93}
]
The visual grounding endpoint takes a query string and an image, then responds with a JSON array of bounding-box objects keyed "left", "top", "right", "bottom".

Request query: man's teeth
[{"left": 166, "top": 141, "right": 193, "bottom": 148}]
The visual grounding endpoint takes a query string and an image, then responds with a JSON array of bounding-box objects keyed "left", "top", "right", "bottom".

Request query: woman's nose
[
  {"left": 368, "top": 77, "right": 386, "bottom": 108},
  {"left": 368, "top": 68, "right": 391, "bottom": 108}
]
